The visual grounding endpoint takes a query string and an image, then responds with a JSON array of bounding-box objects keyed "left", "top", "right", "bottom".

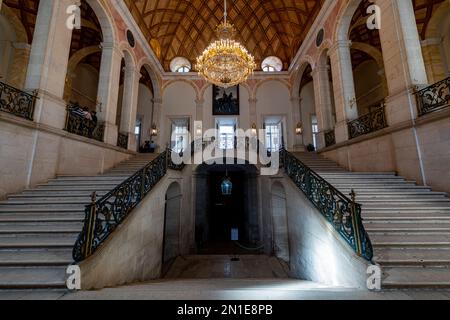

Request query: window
[
  {"left": 134, "top": 125, "right": 140, "bottom": 135},
  {"left": 176, "top": 66, "right": 190, "bottom": 73},
  {"left": 170, "top": 57, "right": 191, "bottom": 73},
  {"left": 261, "top": 56, "right": 283, "bottom": 72},
  {"left": 171, "top": 119, "right": 189, "bottom": 153},
  {"left": 218, "top": 125, "right": 235, "bottom": 150},
  {"left": 265, "top": 124, "right": 282, "bottom": 152},
  {"left": 312, "top": 115, "right": 319, "bottom": 150}
]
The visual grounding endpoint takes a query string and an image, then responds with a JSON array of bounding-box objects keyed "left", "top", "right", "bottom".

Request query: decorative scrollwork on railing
[
  {"left": 0, "top": 81, "right": 37, "bottom": 120},
  {"left": 73, "top": 151, "right": 171, "bottom": 262},
  {"left": 415, "top": 77, "right": 450, "bottom": 116},
  {"left": 65, "top": 104, "right": 105, "bottom": 142},
  {"left": 348, "top": 105, "right": 387, "bottom": 140},
  {"left": 282, "top": 149, "right": 373, "bottom": 261},
  {"left": 324, "top": 130, "right": 336, "bottom": 147},
  {"left": 117, "top": 132, "right": 129, "bottom": 149}
]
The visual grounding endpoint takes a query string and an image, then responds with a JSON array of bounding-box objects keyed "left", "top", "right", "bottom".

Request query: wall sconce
[
  {"left": 151, "top": 124, "right": 158, "bottom": 136},
  {"left": 251, "top": 123, "right": 257, "bottom": 135},
  {"left": 295, "top": 122, "right": 303, "bottom": 135}
]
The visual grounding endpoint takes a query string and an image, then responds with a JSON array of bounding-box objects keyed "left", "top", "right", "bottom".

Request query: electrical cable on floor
[{"left": 233, "top": 241, "right": 265, "bottom": 251}]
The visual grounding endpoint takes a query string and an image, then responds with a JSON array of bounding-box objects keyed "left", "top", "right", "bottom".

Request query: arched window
[
  {"left": 261, "top": 56, "right": 283, "bottom": 72},
  {"left": 170, "top": 57, "right": 191, "bottom": 73}
]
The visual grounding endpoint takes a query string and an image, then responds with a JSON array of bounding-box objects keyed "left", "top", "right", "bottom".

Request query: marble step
[
  {"left": 9, "top": 193, "right": 108, "bottom": 199},
  {"left": 363, "top": 213, "right": 450, "bottom": 220},
  {"left": 374, "top": 248, "right": 450, "bottom": 266},
  {"left": 371, "top": 233, "right": 450, "bottom": 247},
  {"left": 0, "top": 234, "right": 78, "bottom": 249},
  {"left": 0, "top": 214, "right": 84, "bottom": 222},
  {"left": 364, "top": 222, "right": 450, "bottom": 231},
  {"left": 0, "top": 266, "right": 67, "bottom": 289},
  {"left": 51, "top": 176, "right": 128, "bottom": 182},
  {"left": 356, "top": 193, "right": 447, "bottom": 199},
  {"left": 0, "top": 207, "right": 85, "bottom": 213},
  {"left": 381, "top": 267, "right": 450, "bottom": 288},
  {"left": 0, "top": 249, "right": 73, "bottom": 266},
  {"left": 2, "top": 199, "right": 98, "bottom": 205},
  {"left": 0, "top": 222, "right": 83, "bottom": 234},
  {"left": 41, "top": 180, "right": 123, "bottom": 186}
]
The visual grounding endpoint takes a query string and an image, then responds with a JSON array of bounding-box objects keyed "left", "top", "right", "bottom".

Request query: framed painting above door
[{"left": 213, "top": 85, "right": 240, "bottom": 116}]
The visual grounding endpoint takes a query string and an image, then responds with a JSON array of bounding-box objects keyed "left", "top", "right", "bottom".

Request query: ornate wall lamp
[
  {"left": 295, "top": 122, "right": 304, "bottom": 135},
  {"left": 151, "top": 124, "right": 158, "bottom": 136},
  {"left": 251, "top": 123, "right": 257, "bottom": 135}
]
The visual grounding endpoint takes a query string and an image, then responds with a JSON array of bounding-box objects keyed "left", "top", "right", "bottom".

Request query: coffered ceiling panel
[{"left": 124, "top": 0, "right": 325, "bottom": 71}]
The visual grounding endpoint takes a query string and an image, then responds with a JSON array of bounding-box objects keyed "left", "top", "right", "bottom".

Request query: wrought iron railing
[
  {"left": 117, "top": 132, "right": 129, "bottom": 149},
  {"left": 415, "top": 76, "right": 450, "bottom": 116},
  {"left": 0, "top": 81, "right": 37, "bottom": 120},
  {"left": 73, "top": 150, "right": 188, "bottom": 262},
  {"left": 282, "top": 149, "right": 373, "bottom": 261},
  {"left": 348, "top": 104, "right": 387, "bottom": 140},
  {"left": 64, "top": 104, "right": 105, "bottom": 142},
  {"left": 324, "top": 129, "right": 336, "bottom": 147}
]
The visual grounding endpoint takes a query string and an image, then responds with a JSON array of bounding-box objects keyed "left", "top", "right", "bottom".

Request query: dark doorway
[{"left": 195, "top": 161, "right": 260, "bottom": 254}]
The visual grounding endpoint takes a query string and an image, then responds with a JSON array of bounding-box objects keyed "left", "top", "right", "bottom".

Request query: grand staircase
[
  {"left": 0, "top": 153, "right": 158, "bottom": 289},
  {"left": 294, "top": 152, "right": 450, "bottom": 288}
]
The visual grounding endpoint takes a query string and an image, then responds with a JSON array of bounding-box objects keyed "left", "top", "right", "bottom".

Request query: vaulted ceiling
[{"left": 124, "top": 0, "right": 325, "bottom": 72}]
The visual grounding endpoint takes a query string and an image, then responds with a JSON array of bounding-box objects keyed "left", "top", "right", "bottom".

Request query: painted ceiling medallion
[{"left": 196, "top": 0, "right": 256, "bottom": 88}]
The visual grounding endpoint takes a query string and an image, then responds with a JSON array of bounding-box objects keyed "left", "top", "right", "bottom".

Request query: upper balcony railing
[
  {"left": 117, "top": 132, "right": 129, "bottom": 149},
  {"left": 0, "top": 81, "right": 37, "bottom": 121},
  {"left": 282, "top": 149, "right": 373, "bottom": 261},
  {"left": 324, "top": 129, "right": 336, "bottom": 147},
  {"left": 64, "top": 103, "right": 105, "bottom": 142},
  {"left": 415, "top": 76, "right": 450, "bottom": 116},
  {"left": 348, "top": 104, "right": 387, "bottom": 140}
]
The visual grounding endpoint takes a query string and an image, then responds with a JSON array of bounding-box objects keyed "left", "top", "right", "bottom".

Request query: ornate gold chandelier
[{"left": 196, "top": 0, "right": 256, "bottom": 88}]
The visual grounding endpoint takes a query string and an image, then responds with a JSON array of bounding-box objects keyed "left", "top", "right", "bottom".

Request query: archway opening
[
  {"left": 195, "top": 161, "right": 260, "bottom": 255},
  {"left": 348, "top": 0, "right": 388, "bottom": 115},
  {"left": 136, "top": 66, "right": 155, "bottom": 152},
  {"left": 64, "top": 0, "right": 103, "bottom": 111}
]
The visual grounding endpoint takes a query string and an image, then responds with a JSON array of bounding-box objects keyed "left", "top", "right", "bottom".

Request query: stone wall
[
  {"left": 283, "top": 178, "right": 371, "bottom": 288},
  {"left": 321, "top": 114, "right": 450, "bottom": 194},
  {"left": 79, "top": 169, "right": 193, "bottom": 290},
  {"left": 0, "top": 113, "right": 133, "bottom": 199}
]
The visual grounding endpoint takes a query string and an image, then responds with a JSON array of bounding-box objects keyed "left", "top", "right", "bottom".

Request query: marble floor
[{"left": 1, "top": 255, "right": 450, "bottom": 300}]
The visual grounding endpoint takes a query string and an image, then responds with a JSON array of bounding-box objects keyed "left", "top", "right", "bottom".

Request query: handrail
[
  {"left": 415, "top": 76, "right": 450, "bottom": 116},
  {"left": 281, "top": 149, "right": 373, "bottom": 261},
  {"left": 73, "top": 149, "right": 184, "bottom": 262},
  {"left": 0, "top": 81, "right": 38, "bottom": 120},
  {"left": 348, "top": 104, "right": 387, "bottom": 140},
  {"left": 64, "top": 103, "right": 105, "bottom": 142}
]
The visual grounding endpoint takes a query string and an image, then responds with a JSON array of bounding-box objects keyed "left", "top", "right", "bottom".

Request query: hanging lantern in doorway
[{"left": 221, "top": 176, "right": 233, "bottom": 196}]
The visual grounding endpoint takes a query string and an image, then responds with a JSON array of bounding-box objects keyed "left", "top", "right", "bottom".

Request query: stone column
[
  {"left": 0, "top": 0, "right": 3, "bottom": 11},
  {"left": 329, "top": 40, "right": 358, "bottom": 143},
  {"left": 248, "top": 98, "right": 257, "bottom": 129},
  {"left": 24, "top": 0, "right": 76, "bottom": 128},
  {"left": 290, "top": 96, "right": 304, "bottom": 151},
  {"left": 195, "top": 98, "right": 204, "bottom": 121},
  {"left": 374, "top": 0, "right": 428, "bottom": 124},
  {"left": 312, "top": 65, "right": 335, "bottom": 149},
  {"left": 151, "top": 98, "right": 163, "bottom": 151},
  {"left": 421, "top": 38, "right": 446, "bottom": 84},
  {"left": 96, "top": 42, "right": 122, "bottom": 145},
  {"left": 120, "top": 66, "right": 141, "bottom": 151}
]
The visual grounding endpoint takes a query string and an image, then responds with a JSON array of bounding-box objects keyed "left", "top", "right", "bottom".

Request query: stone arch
[
  {"left": 425, "top": 1, "right": 450, "bottom": 39},
  {"left": 291, "top": 57, "right": 315, "bottom": 97},
  {"left": 162, "top": 181, "right": 182, "bottom": 274},
  {"left": 255, "top": 78, "right": 291, "bottom": 98},
  {"left": 0, "top": 5, "right": 28, "bottom": 43},
  {"left": 335, "top": 0, "right": 363, "bottom": 42},
  {"left": 351, "top": 42, "right": 384, "bottom": 69},
  {"left": 0, "top": 5, "right": 30, "bottom": 87},
  {"left": 271, "top": 181, "right": 289, "bottom": 262},
  {"left": 86, "top": 0, "right": 116, "bottom": 45},
  {"left": 138, "top": 58, "right": 162, "bottom": 100},
  {"left": 162, "top": 79, "right": 199, "bottom": 100}
]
